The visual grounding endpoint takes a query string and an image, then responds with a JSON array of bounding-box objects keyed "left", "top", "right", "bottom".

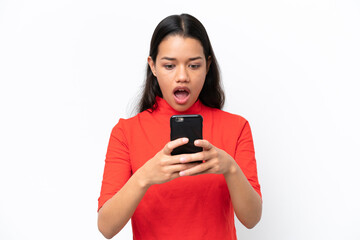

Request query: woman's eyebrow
[
  {"left": 160, "top": 56, "right": 203, "bottom": 61},
  {"left": 160, "top": 57, "right": 176, "bottom": 61},
  {"left": 189, "top": 56, "right": 203, "bottom": 61}
]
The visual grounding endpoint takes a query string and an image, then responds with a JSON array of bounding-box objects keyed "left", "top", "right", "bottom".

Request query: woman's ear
[
  {"left": 206, "top": 56, "right": 212, "bottom": 73},
  {"left": 147, "top": 56, "right": 157, "bottom": 77}
]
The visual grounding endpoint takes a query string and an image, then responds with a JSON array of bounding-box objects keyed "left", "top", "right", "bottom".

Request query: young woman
[{"left": 98, "top": 14, "right": 262, "bottom": 240}]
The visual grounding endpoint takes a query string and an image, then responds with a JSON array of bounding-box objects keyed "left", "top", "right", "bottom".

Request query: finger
[
  {"left": 158, "top": 163, "right": 201, "bottom": 181},
  {"left": 178, "top": 151, "right": 211, "bottom": 164},
  {"left": 163, "top": 138, "right": 189, "bottom": 155},
  {"left": 194, "top": 139, "right": 213, "bottom": 151},
  {"left": 168, "top": 163, "right": 201, "bottom": 180},
  {"left": 167, "top": 153, "right": 193, "bottom": 165},
  {"left": 179, "top": 160, "right": 213, "bottom": 177},
  {"left": 159, "top": 152, "right": 196, "bottom": 166},
  {"left": 182, "top": 168, "right": 209, "bottom": 177},
  {"left": 166, "top": 162, "right": 201, "bottom": 173}
]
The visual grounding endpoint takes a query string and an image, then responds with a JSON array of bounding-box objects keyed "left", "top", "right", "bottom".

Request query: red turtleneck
[{"left": 98, "top": 97, "right": 261, "bottom": 240}]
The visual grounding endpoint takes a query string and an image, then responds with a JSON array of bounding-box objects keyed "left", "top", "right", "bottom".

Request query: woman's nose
[{"left": 175, "top": 65, "right": 189, "bottom": 83}]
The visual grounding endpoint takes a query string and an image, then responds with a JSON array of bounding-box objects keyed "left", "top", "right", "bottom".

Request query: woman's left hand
[{"left": 179, "top": 139, "right": 237, "bottom": 177}]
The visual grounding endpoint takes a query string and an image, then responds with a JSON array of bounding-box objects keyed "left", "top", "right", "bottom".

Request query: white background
[{"left": 1, "top": 0, "right": 359, "bottom": 239}]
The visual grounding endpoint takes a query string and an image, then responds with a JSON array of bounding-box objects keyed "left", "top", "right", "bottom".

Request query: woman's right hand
[
  {"left": 137, "top": 137, "right": 199, "bottom": 188},
  {"left": 98, "top": 137, "right": 201, "bottom": 239}
]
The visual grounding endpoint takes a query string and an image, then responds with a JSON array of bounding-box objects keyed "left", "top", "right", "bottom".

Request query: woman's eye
[
  {"left": 164, "top": 64, "right": 175, "bottom": 69},
  {"left": 189, "top": 64, "right": 200, "bottom": 69}
]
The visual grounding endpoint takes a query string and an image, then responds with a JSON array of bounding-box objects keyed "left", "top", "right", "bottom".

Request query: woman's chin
[{"left": 170, "top": 100, "right": 192, "bottom": 112}]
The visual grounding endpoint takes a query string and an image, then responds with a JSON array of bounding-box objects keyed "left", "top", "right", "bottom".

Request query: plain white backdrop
[{"left": 1, "top": 0, "right": 359, "bottom": 239}]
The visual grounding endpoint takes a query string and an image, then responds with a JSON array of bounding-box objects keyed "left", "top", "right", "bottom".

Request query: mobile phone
[{"left": 170, "top": 114, "right": 203, "bottom": 156}]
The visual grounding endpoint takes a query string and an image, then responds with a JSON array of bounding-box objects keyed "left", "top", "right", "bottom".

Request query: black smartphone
[{"left": 170, "top": 114, "right": 203, "bottom": 156}]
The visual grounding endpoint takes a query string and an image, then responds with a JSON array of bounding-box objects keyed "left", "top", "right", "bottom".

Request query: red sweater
[{"left": 98, "top": 97, "right": 261, "bottom": 240}]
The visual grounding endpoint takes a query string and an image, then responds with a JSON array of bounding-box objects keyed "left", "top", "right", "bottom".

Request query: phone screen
[{"left": 170, "top": 114, "right": 203, "bottom": 156}]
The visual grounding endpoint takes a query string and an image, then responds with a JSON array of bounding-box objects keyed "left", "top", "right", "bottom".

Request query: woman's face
[{"left": 148, "top": 35, "right": 210, "bottom": 112}]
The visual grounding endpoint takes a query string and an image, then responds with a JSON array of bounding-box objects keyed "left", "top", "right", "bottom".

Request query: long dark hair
[{"left": 138, "top": 13, "right": 225, "bottom": 113}]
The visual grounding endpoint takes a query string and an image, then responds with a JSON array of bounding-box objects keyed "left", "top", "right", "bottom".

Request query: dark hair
[{"left": 138, "top": 13, "right": 225, "bottom": 113}]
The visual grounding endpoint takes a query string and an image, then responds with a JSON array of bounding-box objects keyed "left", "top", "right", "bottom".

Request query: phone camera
[{"left": 175, "top": 117, "right": 184, "bottom": 122}]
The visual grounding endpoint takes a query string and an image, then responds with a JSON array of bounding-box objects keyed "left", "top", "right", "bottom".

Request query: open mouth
[{"left": 173, "top": 87, "right": 190, "bottom": 104}]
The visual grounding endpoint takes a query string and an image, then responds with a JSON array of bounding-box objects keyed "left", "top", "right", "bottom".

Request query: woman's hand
[
  {"left": 178, "top": 139, "right": 237, "bottom": 177},
  {"left": 137, "top": 137, "right": 201, "bottom": 188},
  {"left": 176, "top": 139, "right": 262, "bottom": 228}
]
